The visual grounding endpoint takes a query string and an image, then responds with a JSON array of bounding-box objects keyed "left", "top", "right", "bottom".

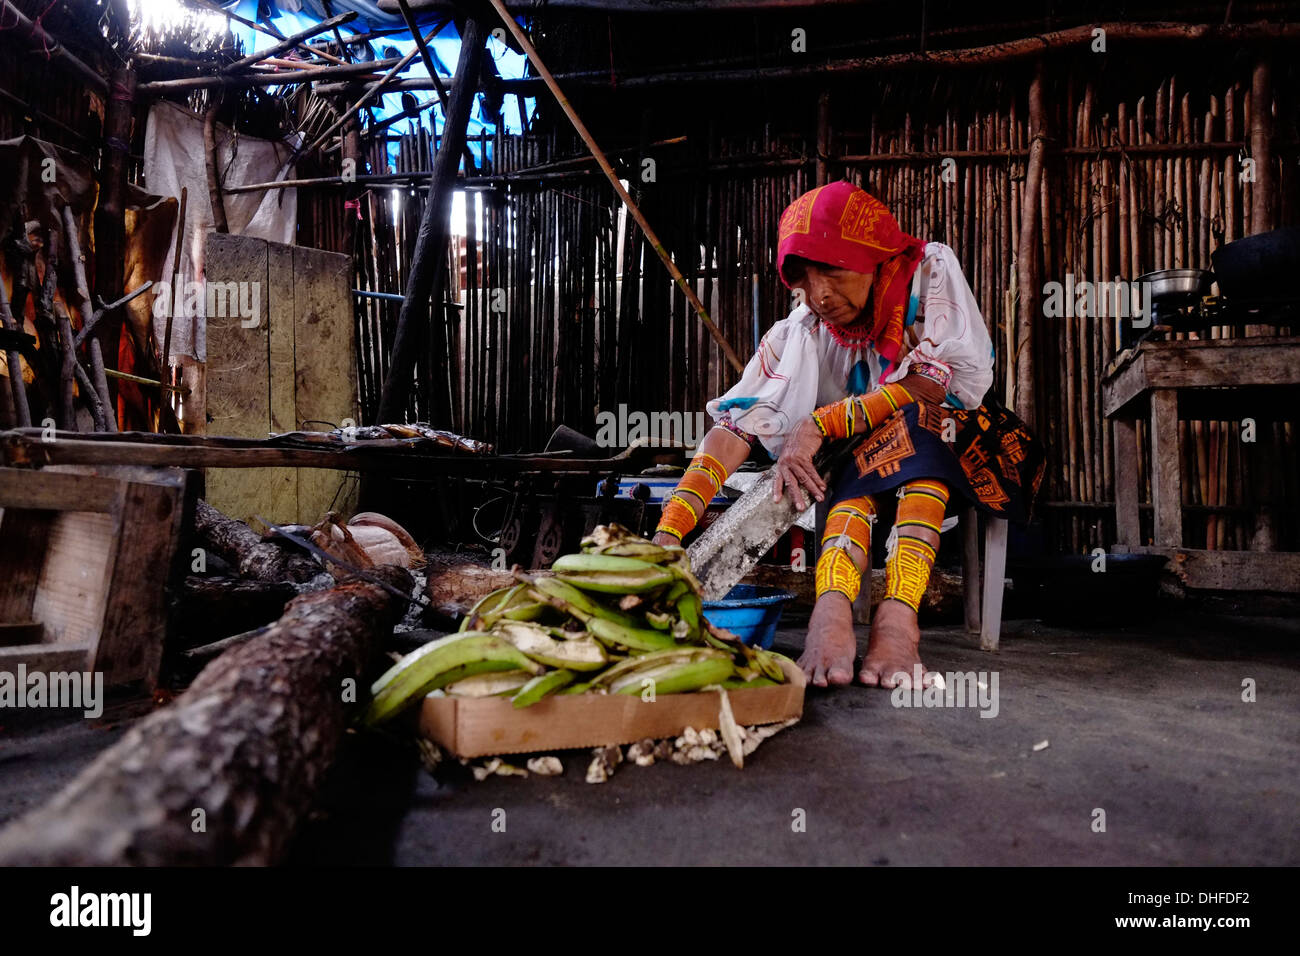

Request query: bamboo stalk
[
  {"left": 223, "top": 11, "right": 357, "bottom": 72},
  {"left": 485, "top": 0, "right": 743, "bottom": 374}
]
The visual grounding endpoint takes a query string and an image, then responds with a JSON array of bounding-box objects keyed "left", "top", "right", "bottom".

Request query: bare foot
[
  {"left": 858, "top": 598, "right": 930, "bottom": 689},
  {"left": 798, "top": 593, "right": 857, "bottom": 687}
]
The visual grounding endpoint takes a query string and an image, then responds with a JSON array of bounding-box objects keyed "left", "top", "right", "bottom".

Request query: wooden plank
[
  {"left": 1104, "top": 338, "right": 1300, "bottom": 417},
  {"left": 0, "top": 468, "right": 123, "bottom": 512},
  {"left": 93, "top": 476, "right": 187, "bottom": 689},
  {"left": 1139, "top": 547, "right": 1300, "bottom": 592},
  {"left": 1149, "top": 389, "right": 1183, "bottom": 548},
  {"left": 1101, "top": 348, "right": 1146, "bottom": 417},
  {"left": 1141, "top": 338, "right": 1300, "bottom": 390},
  {"left": 292, "top": 244, "right": 357, "bottom": 523},
  {"left": 1112, "top": 417, "right": 1142, "bottom": 547},
  {"left": 204, "top": 232, "right": 275, "bottom": 525},
  {"left": 0, "top": 642, "right": 94, "bottom": 674},
  {"left": 0, "top": 509, "right": 54, "bottom": 622},
  {"left": 265, "top": 240, "right": 300, "bottom": 522},
  {"left": 30, "top": 511, "right": 118, "bottom": 646},
  {"left": 979, "top": 517, "right": 1008, "bottom": 651}
]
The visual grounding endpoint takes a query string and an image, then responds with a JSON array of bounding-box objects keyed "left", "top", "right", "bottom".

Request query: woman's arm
[
  {"left": 888, "top": 243, "right": 994, "bottom": 408},
  {"left": 652, "top": 426, "right": 752, "bottom": 546},
  {"left": 769, "top": 374, "right": 939, "bottom": 509}
]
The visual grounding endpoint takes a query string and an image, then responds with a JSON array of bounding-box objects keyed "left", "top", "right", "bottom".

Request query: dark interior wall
[{"left": 343, "top": 6, "right": 1299, "bottom": 555}]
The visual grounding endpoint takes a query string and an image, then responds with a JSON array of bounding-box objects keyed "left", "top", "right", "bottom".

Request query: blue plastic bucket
[{"left": 700, "top": 585, "right": 795, "bottom": 650}]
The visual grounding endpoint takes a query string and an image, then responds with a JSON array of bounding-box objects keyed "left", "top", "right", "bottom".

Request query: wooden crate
[{"left": 0, "top": 465, "right": 193, "bottom": 690}]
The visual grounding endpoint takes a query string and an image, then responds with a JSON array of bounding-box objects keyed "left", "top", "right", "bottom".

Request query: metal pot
[
  {"left": 1137, "top": 268, "right": 1213, "bottom": 304},
  {"left": 1210, "top": 227, "right": 1300, "bottom": 299}
]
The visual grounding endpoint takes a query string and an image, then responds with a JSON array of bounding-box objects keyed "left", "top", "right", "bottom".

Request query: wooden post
[
  {"left": 1249, "top": 56, "right": 1275, "bottom": 234},
  {"left": 1248, "top": 55, "right": 1278, "bottom": 552},
  {"left": 1014, "top": 59, "right": 1047, "bottom": 428},
  {"left": 376, "top": 16, "right": 488, "bottom": 424},
  {"left": 204, "top": 98, "right": 229, "bottom": 235},
  {"left": 93, "top": 66, "right": 136, "bottom": 420},
  {"left": 1112, "top": 416, "right": 1141, "bottom": 548},
  {"left": 1149, "top": 389, "right": 1183, "bottom": 548},
  {"left": 816, "top": 90, "right": 832, "bottom": 186}
]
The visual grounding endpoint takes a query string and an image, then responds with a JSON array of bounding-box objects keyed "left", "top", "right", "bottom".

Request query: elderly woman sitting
[{"left": 653, "top": 181, "right": 1044, "bottom": 689}]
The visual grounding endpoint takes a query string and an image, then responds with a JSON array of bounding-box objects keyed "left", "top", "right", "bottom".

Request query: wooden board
[
  {"left": 30, "top": 511, "right": 116, "bottom": 646},
  {"left": 1103, "top": 336, "right": 1300, "bottom": 417},
  {"left": 1139, "top": 547, "right": 1300, "bottom": 592},
  {"left": 204, "top": 233, "right": 279, "bottom": 524},
  {"left": 291, "top": 244, "right": 357, "bottom": 524},
  {"left": 263, "top": 240, "right": 300, "bottom": 523},
  {"left": 204, "top": 234, "right": 356, "bottom": 525},
  {"left": 94, "top": 477, "right": 187, "bottom": 685}
]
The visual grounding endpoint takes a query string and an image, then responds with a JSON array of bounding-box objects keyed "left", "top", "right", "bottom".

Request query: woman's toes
[{"left": 857, "top": 663, "right": 882, "bottom": 686}]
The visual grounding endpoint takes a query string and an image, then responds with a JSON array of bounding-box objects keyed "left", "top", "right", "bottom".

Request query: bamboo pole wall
[{"left": 297, "top": 56, "right": 1298, "bottom": 554}]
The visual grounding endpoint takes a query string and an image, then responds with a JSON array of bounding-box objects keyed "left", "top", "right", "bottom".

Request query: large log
[
  {"left": 192, "top": 499, "right": 321, "bottom": 583},
  {"left": 422, "top": 551, "right": 517, "bottom": 625},
  {"left": 0, "top": 567, "right": 411, "bottom": 866}
]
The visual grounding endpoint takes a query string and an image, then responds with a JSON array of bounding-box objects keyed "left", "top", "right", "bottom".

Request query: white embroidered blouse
[{"left": 707, "top": 241, "right": 996, "bottom": 458}]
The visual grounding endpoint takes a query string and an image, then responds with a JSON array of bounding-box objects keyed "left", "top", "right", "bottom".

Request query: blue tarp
[{"left": 216, "top": 0, "right": 535, "bottom": 169}]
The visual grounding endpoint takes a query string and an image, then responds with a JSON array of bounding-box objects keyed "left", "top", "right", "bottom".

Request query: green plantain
[{"left": 364, "top": 632, "right": 544, "bottom": 726}]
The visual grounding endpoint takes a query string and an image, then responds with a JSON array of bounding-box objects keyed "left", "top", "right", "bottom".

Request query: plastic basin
[{"left": 701, "top": 584, "right": 795, "bottom": 649}]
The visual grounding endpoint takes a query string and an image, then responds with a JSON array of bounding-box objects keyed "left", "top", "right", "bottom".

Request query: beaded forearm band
[
  {"left": 655, "top": 452, "right": 729, "bottom": 541},
  {"left": 811, "top": 382, "right": 915, "bottom": 440}
]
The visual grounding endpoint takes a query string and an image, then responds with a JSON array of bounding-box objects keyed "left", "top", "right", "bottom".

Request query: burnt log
[
  {"left": 192, "top": 499, "right": 321, "bottom": 583},
  {"left": 0, "top": 566, "right": 411, "bottom": 866}
]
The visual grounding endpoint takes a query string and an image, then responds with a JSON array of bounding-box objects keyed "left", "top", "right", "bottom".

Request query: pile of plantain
[{"left": 364, "top": 524, "right": 790, "bottom": 726}]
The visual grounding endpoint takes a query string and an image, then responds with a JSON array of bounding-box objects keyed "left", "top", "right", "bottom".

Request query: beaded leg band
[
  {"left": 814, "top": 495, "right": 875, "bottom": 602},
  {"left": 883, "top": 480, "right": 950, "bottom": 612},
  {"left": 656, "top": 452, "right": 728, "bottom": 540}
]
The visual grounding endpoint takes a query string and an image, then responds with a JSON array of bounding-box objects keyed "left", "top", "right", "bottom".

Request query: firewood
[
  {"left": 0, "top": 567, "right": 410, "bottom": 866},
  {"left": 192, "top": 499, "right": 321, "bottom": 583}
]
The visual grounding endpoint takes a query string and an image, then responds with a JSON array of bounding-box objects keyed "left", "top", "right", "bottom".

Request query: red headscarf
[{"left": 776, "top": 181, "right": 925, "bottom": 364}]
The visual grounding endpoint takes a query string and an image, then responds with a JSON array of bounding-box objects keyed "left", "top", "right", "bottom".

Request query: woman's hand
[{"left": 772, "top": 416, "right": 826, "bottom": 510}]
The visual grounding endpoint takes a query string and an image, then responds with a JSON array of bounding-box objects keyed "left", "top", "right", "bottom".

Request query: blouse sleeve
[
  {"left": 886, "top": 242, "right": 995, "bottom": 409},
  {"left": 705, "top": 309, "right": 821, "bottom": 459}
]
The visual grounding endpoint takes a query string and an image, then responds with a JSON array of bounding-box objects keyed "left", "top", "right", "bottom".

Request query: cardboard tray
[{"left": 419, "top": 658, "right": 805, "bottom": 759}]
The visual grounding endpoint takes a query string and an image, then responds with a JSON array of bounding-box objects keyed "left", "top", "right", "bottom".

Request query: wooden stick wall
[{"left": 298, "top": 57, "right": 1298, "bottom": 555}]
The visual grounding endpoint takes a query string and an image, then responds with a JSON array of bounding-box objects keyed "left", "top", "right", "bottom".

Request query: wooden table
[{"left": 1101, "top": 335, "right": 1300, "bottom": 592}]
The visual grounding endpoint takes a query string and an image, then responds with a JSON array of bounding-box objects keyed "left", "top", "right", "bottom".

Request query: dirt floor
[{"left": 2, "top": 606, "right": 1297, "bottom": 866}]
